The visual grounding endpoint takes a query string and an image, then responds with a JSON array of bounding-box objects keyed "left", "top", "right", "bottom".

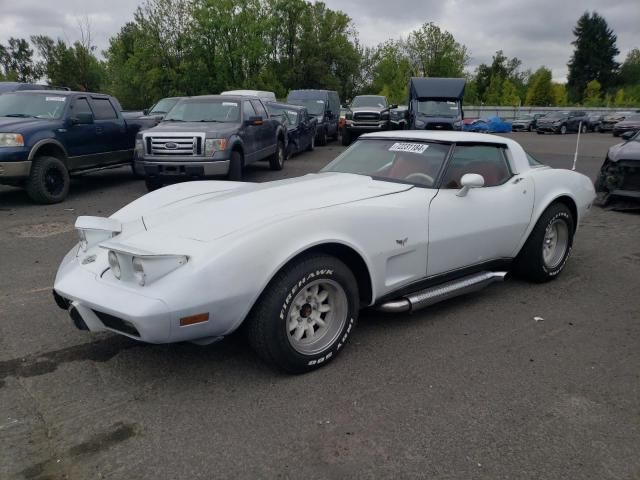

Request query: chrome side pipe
[{"left": 376, "top": 271, "right": 508, "bottom": 314}]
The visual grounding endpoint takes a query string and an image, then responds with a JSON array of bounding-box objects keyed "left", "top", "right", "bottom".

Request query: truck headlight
[
  {"left": 205, "top": 138, "right": 227, "bottom": 156},
  {"left": 0, "top": 133, "right": 24, "bottom": 147},
  {"left": 135, "top": 138, "right": 145, "bottom": 156}
]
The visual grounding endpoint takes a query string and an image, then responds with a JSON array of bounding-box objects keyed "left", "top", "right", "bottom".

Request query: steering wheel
[{"left": 404, "top": 172, "right": 434, "bottom": 185}]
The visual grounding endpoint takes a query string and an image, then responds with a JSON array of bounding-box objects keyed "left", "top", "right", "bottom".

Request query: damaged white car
[{"left": 53, "top": 131, "right": 595, "bottom": 373}]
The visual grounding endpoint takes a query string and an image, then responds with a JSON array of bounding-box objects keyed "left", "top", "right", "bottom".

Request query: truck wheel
[
  {"left": 26, "top": 155, "right": 70, "bottom": 204},
  {"left": 317, "top": 128, "right": 328, "bottom": 146},
  {"left": 131, "top": 152, "right": 143, "bottom": 179},
  {"left": 513, "top": 203, "right": 574, "bottom": 283},
  {"left": 245, "top": 254, "right": 359, "bottom": 373},
  {"left": 269, "top": 140, "right": 285, "bottom": 171},
  {"left": 228, "top": 150, "right": 243, "bottom": 181},
  {"left": 341, "top": 128, "right": 352, "bottom": 146},
  {"left": 145, "top": 178, "right": 163, "bottom": 191}
]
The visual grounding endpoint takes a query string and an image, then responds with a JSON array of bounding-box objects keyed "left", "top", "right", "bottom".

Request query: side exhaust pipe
[{"left": 376, "top": 271, "right": 508, "bottom": 314}]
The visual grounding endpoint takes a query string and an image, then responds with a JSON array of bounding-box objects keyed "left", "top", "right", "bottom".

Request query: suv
[
  {"left": 536, "top": 111, "right": 589, "bottom": 134},
  {"left": 286, "top": 90, "right": 340, "bottom": 145},
  {"left": 341, "top": 95, "right": 396, "bottom": 146},
  {"left": 136, "top": 95, "right": 287, "bottom": 190}
]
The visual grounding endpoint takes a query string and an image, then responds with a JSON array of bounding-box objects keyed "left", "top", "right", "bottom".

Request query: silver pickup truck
[{"left": 135, "top": 95, "right": 287, "bottom": 190}]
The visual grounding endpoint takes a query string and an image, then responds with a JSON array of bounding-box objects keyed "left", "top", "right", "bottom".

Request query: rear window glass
[{"left": 91, "top": 98, "right": 118, "bottom": 119}]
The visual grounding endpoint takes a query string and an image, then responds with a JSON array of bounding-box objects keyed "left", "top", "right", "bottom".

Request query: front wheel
[
  {"left": 559, "top": 124, "right": 567, "bottom": 135},
  {"left": 245, "top": 254, "right": 359, "bottom": 373},
  {"left": 26, "top": 155, "right": 70, "bottom": 204},
  {"left": 145, "top": 178, "right": 163, "bottom": 191},
  {"left": 269, "top": 140, "right": 285, "bottom": 171},
  {"left": 307, "top": 132, "right": 315, "bottom": 151},
  {"left": 513, "top": 203, "right": 574, "bottom": 282},
  {"left": 228, "top": 150, "right": 243, "bottom": 180},
  {"left": 317, "top": 128, "right": 328, "bottom": 146},
  {"left": 581, "top": 124, "right": 587, "bottom": 133}
]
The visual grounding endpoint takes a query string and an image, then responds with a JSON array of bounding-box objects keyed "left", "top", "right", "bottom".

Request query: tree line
[{"left": 0, "top": 1, "right": 638, "bottom": 109}]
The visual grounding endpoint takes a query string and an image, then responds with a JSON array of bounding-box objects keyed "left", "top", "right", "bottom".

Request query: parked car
[
  {"left": 511, "top": 113, "right": 545, "bottom": 132},
  {"left": 0, "top": 90, "right": 154, "bottom": 203},
  {"left": 341, "top": 95, "right": 396, "bottom": 146},
  {"left": 53, "top": 131, "right": 595, "bottom": 373},
  {"left": 266, "top": 102, "right": 317, "bottom": 157},
  {"left": 536, "top": 111, "right": 589, "bottom": 134},
  {"left": 390, "top": 105, "right": 408, "bottom": 130},
  {"left": 600, "top": 111, "right": 636, "bottom": 133},
  {"left": 407, "top": 77, "right": 465, "bottom": 131},
  {"left": 286, "top": 89, "right": 341, "bottom": 145},
  {"left": 594, "top": 130, "right": 640, "bottom": 207},
  {"left": 0, "top": 81, "right": 69, "bottom": 93},
  {"left": 612, "top": 114, "right": 640, "bottom": 137},
  {"left": 222, "top": 90, "right": 276, "bottom": 103},
  {"left": 586, "top": 112, "right": 604, "bottom": 132},
  {"left": 134, "top": 95, "right": 287, "bottom": 190}
]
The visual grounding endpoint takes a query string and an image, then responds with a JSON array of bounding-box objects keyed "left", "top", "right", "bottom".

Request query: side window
[
  {"left": 250, "top": 100, "right": 267, "bottom": 119},
  {"left": 91, "top": 98, "right": 118, "bottom": 120},
  {"left": 73, "top": 97, "right": 93, "bottom": 117},
  {"left": 243, "top": 101, "right": 257, "bottom": 120},
  {"left": 441, "top": 145, "right": 512, "bottom": 189}
]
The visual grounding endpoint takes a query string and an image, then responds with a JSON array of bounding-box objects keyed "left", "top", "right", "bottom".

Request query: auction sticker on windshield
[
  {"left": 46, "top": 96, "right": 66, "bottom": 102},
  {"left": 389, "top": 142, "right": 429, "bottom": 154}
]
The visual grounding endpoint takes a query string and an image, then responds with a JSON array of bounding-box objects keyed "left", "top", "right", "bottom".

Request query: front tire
[
  {"left": 559, "top": 124, "right": 567, "bottom": 135},
  {"left": 307, "top": 132, "right": 315, "bottom": 151},
  {"left": 269, "top": 140, "right": 285, "bottom": 171},
  {"left": 317, "top": 128, "right": 328, "bottom": 146},
  {"left": 245, "top": 254, "right": 359, "bottom": 373},
  {"left": 26, "top": 155, "right": 70, "bottom": 204},
  {"left": 341, "top": 128, "right": 352, "bottom": 146},
  {"left": 513, "top": 203, "right": 574, "bottom": 282},
  {"left": 228, "top": 150, "right": 243, "bottom": 181}
]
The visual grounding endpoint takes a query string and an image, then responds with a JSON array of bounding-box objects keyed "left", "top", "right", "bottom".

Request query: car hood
[
  {"left": 0, "top": 116, "right": 54, "bottom": 130},
  {"left": 350, "top": 106, "right": 386, "bottom": 114},
  {"left": 149, "top": 121, "right": 240, "bottom": 136},
  {"left": 615, "top": 119, "right": 640, "bottom": 127},
  {"left": 121, "top": 173, "right": 413, "bottom": 245},
  {"left": 608, "top": 140, "right": 640, "bottom": 162}
]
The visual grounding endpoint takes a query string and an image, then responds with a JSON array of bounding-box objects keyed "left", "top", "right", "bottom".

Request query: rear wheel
[
  {"left": 245, "top": 254, "right": 359, "bottom": 373},
  {"left": 559, "top": 124, "right": 567, "bottom": 135},
  {"left": 26, "top": 155, "right": 70, "bottom": 204},
  {"left": 228, "top": 150, "right": 243, "bottom": 180},
  {"left": 307, "top": 132, "right": 315, "bottom": 151},
  {"left": 594, "top": 125, "right": 600, "bottom": 133},
  {"left": 513, "top": 203, "right": 574, "bottom": 282},
  {"left": 341, "top": 128, "right": 352, "bottom": 146},
  {"left": 317, "top": 128, "right": 328, "bottom": 146},
  {"left": 269, "top": 139, "right": 285, "bottom": 171},
  {"left": 581, "top": 124, "right": 588, "bottom": 133}
]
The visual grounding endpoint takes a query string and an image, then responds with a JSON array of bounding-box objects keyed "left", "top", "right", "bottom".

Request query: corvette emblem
[
  {"left": 82, "top": 254, "right": 96, "bottom": 265},
  {"left": 396, "top": 237, "right": 408, "bottom": 247}
]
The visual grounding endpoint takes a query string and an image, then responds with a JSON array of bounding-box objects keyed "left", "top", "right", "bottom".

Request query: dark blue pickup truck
[{"left": 0, "top": 90, "right": 153, "bottom": 203}]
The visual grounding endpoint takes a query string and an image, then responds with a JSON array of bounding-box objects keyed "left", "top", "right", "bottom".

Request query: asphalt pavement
[{"left": 1, "top": 132, "right": 638, "bottom": 479}]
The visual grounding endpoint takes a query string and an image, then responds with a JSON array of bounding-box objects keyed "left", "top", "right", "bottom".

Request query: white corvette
[{"left": 53, "top": 131, "right": 595, "bottom": 372}]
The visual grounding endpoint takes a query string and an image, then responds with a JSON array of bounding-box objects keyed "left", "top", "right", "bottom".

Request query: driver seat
[{"left": 387, "top": 153, "right": 436, "bottom": 180}]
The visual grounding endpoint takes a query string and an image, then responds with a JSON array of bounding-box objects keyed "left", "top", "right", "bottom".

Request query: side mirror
[
  {"left": 389, "top": 104, "right": 398, "bottom": 109},
  {"left": 244, "top": 115, "right": 263, "bottom": 126},
  {"left": 143, "top": 108, "right": 150, "bottom": 115},
  {"left": 71, "top": 112, "right": 94, "bottom": 125},
  {"left": 621, "top": 131, "right": 635, "bottom": 141},
  {"left": 457, "top": 173, "right": 485, "bottom": 197}
]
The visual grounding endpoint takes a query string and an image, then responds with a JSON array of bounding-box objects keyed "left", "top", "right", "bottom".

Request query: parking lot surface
[{"left": 1, "top": 132, "right": 639, "bottom": 479}]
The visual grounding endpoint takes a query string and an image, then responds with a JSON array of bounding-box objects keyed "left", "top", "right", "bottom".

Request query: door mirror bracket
[{"left": 457, "top": 173, "right": 485, "bottom": 197}]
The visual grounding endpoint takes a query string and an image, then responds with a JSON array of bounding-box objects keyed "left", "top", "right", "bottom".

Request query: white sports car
[{"left": 53, "top": 131, "right": 596, "bottom": 373}]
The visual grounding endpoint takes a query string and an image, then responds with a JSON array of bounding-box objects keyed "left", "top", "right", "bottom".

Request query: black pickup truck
[
  {"left": 341, "top": 95, "right": 397, "bottom": 146},
  {"left": 0, "top": 90, "right": 153, "bottom": 203},
  {"left": 135, "top": 95, "right": 287, "bottom": 190}
]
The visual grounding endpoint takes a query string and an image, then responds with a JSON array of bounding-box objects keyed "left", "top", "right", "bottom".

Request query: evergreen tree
[{"left": 567, "top": 11, "right": 619, "bottom": 103}]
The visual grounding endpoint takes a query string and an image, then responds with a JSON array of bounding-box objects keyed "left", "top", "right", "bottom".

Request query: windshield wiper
[
  {"left": 2, "top": 113, "right": 37, "bottom": 118},
  {"left": 162, "top": 118, "right": 185, "bottom": 122}
]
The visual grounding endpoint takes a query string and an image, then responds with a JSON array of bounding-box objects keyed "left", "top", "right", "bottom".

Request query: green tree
[
  {"left": 500, "top": 79, "right": 520, "bottom": 106},
  {"left": 405, "top": 22, "right": 469, "bottom": 77},
  {"left": 551, "top": 83, "right": 568, "bottom": 106},
  {"left": 525, "top": 67, "right": 554, "bottom": 106},
  {"left": 0, "top": 38, "right": 41, "bottom": 82},
  {"left": 567, "top": 11, "right": 619, "bottom": 103},
  {"left": 613, "top": 88, "right": 626, "bottom": 107},
  {"left": 369, "top": 41, "right": 412, "bottom": 104},
  {"left": 484, "top": 74, "right": 502, "bottom": 105},
  {"left": 583, "top": 79, "right": 602, "bottom": 107}
]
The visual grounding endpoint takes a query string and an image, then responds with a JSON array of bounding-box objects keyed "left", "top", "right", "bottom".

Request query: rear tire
[
  {"left": 26, "top": 155, "right": 70, "bottom": 204},
  {"left": 145, "top": 178, "right": 163, "bottom": 192},
  {"left": 559, "top": 124, "right": 567, "bottom": 135},
  {"left": 513, "top": 203, "right": 574, "bottom": 283},
  {"left": 228, "top": 150, "right": 243, "bottom": 181},
  {"left": 581, "top": 124, "right": 587, "bottom": 133},
  {"left": 307, "top": 132, "right": 315, "bottom": 151},
  {"left": 317, "top": 128, "right": 328, "bottom": 146},
  {"left": 245, "top": 254, "right": 359, "bottom": 373},
  {"left": 341, "top": 128, "right": 352, "bottom": 146},
  {"left": 269, "top": 140, "right": 285, "bottom": 171}
]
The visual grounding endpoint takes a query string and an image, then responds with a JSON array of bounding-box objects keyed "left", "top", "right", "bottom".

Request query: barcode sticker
[
  {"left": 389, "top": 142, "right": 429, "bottom": 154},
  {"left": 46, "top": 96, "right": 66, "bottom": 102}
]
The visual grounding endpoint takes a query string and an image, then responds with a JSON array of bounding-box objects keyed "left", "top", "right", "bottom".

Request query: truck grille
[
  {"left": 144, "top": 133, "right": 204, "bottom": 156},
  {"left": 353, "top": 112, "right": 380, "bottom": 121},
  {"left": 425, "top": 122, "right": 453, "bottom": 130}
]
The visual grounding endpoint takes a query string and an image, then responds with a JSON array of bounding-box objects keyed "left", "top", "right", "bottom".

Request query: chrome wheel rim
[
  {"left": 543, "top": 218, "right": 569, "bottom": 268},
  {"left": 286, "top": 279, "right": 348, "bottom": 355}
]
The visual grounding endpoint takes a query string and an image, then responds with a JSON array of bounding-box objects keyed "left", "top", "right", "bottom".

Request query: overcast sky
[{"left": 1, "top": 0, "right": 638, "bottom": 82}]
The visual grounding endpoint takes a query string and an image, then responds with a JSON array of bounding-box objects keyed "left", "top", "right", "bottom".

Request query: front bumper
[
  {"left": 536, "top": 124, "right": 560, "bottom": 133},
  {"left": 511, "top": 123, "right": 531, "bottom": 131},
  {"left": 0, "top": 160, "right": 32, "bottom": 179},
  {"left": 138, "top": 156, "right": 230, "bottom": 178},
  {"left": 344, "top": 120, "right": 389, "bottom": 132}
]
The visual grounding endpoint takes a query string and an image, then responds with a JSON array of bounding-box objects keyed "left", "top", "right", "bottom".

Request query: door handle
[{"left": 96, "top": 127, "right": 104, "bottom": 134}]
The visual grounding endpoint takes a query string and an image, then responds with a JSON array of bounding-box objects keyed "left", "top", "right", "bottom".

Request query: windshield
[
  {"left": 0, "top": 93, "right": 67, "bottom": 119},
  {"left": 164, "top": 99, "right": 239, "bottom": 122},
  {"left": 288, "top": 99, "right": 325, "bottom": 115},
  {"left": 352, "top": 96, "right": 387, "bottom": 108},
  {"left": 321, "top": 139, "right": 451, "bottom": 188},
  {"left": 150, "top": 98, "right": 180, "bottom": 114},
  {"left": 268, "top": 106, "right": 299, "bottom": 126},
  {"left": 416, "top": 100, "right": 459, "bottom": 117}
]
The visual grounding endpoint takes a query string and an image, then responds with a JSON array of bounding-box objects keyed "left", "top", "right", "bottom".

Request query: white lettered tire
[{"left": 245, "top": 254, "right": 359, "bottom": 373}]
